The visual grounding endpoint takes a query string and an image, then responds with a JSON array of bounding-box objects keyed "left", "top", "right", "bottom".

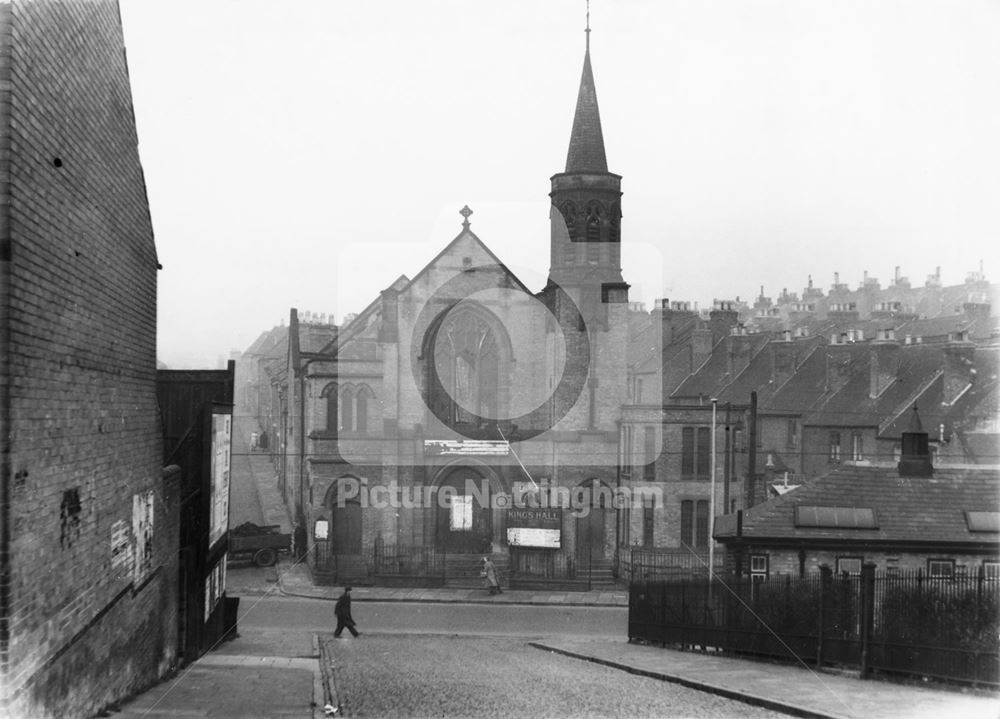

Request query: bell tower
[{"left": 547, "top": 10, "right": 626, "bottom": 298}]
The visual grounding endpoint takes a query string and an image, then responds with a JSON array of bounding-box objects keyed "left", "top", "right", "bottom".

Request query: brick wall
[{"left": 0, "top": 1, "right": 174, "bottom": 716}]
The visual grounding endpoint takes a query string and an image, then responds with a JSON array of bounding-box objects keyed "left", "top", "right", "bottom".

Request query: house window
[
  {"left": 983, "top": 562, "right": 1000, "bottom": 581},
  {"left": 680, "top": 500, "right": 693, "bottom": 549},
  {"left": 697, "top": 428, "right": 710, "bottom": 479},
  {"left": 851, "top": 432, "right": 863, "bottom": 461},
  {"left": 750, "top": 554, "right": 768, "bottom": 581},
  {"left": 787, "top": 419, "right": 799, "bottom": 448},
  {"left": 681, "top": 426, "right": 711, "bottom": 480},
  {"left": 829, "top": 432, "right": 841, "bottom": 463},
  {"left": 836, "top": 557, "right": 863, "bottom": 576},
  {"left": 681, "top": 499, "right": 709, "bottom": 550},
  {"left": 681, "top": 428, "right": 694, "bottom": 479},
  {"left": 928, "top": 559, "right": 955, "bottom": 579},
  {"left": 695, "top": 499, "right": 709, "bottom": 549},
  {"left": 643, "top": 426, "right": 657, "bottom": 480},
  {"left": 620, "top": 425, "right": 633, "bottom": 478},
  {"left": 450, "top": 495, "right": 474, "bottom": 531},
  {"left": 642, "top": 498, "right": 654, "bottom": 547}
]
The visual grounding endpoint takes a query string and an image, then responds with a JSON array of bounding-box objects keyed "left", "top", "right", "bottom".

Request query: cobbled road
[{"left": 322, "top": 634, "right": 788, "bottom": 718}]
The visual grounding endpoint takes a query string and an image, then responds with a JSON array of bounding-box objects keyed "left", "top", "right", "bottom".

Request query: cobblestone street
[{"left": 322, "top": 634, "right": 788, "bottom": 718}]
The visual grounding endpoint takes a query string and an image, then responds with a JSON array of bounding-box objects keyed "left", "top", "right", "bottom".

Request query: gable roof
[{"left": 323, "top": 225, "right": 533, "bottom": 359}]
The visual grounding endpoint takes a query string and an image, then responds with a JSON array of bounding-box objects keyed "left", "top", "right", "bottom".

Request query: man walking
[{"left": 333, "top": 586, "right": 360, "bottom": 638}]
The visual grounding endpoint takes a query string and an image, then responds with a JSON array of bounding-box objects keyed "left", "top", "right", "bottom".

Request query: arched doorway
[
  {"left": 325, "top": 477, "right": 363, "bottom": 555},
  {"left": 575, "top": 478, "right": 610, "bottom": 566},
  {"left": 435, "top": 467, "right": 492, "bottom": 554}
]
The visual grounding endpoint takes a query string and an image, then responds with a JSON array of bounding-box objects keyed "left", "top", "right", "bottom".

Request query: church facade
[{"left": 283, "top": 32, "right": 654, "bottom": 585}]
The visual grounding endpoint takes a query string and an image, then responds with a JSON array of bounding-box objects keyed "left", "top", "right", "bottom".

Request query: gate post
[
  {"left": 817, "top": 564, "right": 831, "bottom": 668},
  {"left": 860, "top": 562, "right": 876, "bottom": 679}
]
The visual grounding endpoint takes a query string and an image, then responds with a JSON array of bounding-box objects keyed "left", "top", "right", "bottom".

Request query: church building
[{"left": 285, "top": 25, "right": 646, "bottom": 587}]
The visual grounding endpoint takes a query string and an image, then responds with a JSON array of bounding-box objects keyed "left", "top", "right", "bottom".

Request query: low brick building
[
  {"left": 0, "top": 2, "right": 177, "bottom": 716},
  {"left": 714, "top": 410, "right": 1000, "bottom": 580}
]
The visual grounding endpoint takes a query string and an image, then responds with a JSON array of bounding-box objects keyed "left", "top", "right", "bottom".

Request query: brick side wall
[
  {"left": 737, "top": 545, "right": 998, "bottom": 579},
  {"left": 1, "top": 1, "right": 172, "bottom": 715}
]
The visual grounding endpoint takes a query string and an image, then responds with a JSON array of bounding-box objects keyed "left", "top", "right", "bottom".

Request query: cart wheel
[{"left": 253, "top": 548, "right": 277, "bottom": 567}]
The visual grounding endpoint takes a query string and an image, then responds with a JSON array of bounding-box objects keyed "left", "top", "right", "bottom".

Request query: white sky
[{"left": 117, "top": 0, "right": 1000, "bottom": 369}]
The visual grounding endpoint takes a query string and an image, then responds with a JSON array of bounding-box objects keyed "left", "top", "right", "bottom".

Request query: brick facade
[{"left": 0, "top": 2, "right": 175, "bottom": 716}]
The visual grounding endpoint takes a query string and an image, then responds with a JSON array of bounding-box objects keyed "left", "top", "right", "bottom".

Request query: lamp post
[{"left": 708, "top": 397, "right": 718, "bottom": 582}]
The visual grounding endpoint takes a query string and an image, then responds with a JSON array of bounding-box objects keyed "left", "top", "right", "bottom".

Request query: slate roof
[
  {"left": 715, "top": 464, "right": 1000, "bottom": 547},
  {"left": 671, "top": 334, "right": 771, "bottom": 401},
  {"left": 719, "top": 335, "right": 827, "bottom": 409},
  {"left": 764, "top": 344, "right": 831, "bottom": 414},
  {"left": 564, "top": 46, "right": 608, "bottom": 174}
]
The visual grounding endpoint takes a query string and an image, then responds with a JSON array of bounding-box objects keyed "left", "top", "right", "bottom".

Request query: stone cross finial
[{"left": 460, "top": 205, "right": 473, "bottom": 229}]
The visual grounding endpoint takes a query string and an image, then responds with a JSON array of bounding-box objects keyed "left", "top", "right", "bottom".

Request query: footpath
[{"left": 110, "top": 419, "right": 999, "bottom": 719}]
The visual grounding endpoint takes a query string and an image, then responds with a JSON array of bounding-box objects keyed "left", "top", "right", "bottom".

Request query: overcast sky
[{"left": 118, "top": 0, "right": 1000, "bottom": 369}]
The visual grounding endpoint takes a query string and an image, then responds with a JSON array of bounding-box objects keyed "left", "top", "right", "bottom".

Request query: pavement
[
  {"left": 529, "top": 638, "right": 999, "bottom": 719},
  {"left": 107, "top": 419, "right": 1000, "bottom": 718}
]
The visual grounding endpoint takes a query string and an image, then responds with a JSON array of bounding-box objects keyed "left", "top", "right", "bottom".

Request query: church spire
[
  {"left": 547, "top": 3, "right": 625, "bottom": 295},
  {"left": 565, "top": 5, "right": 608, "bottom": 174}
]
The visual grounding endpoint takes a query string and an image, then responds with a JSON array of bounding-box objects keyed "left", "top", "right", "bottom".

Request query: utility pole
[
  {"left": 708, "top": 397, "right": 718, "bottom": 581},
  {"left": 747, "top": 391, "right": 758, "bottom": 508},
  {"left": 723, "top": 402, "right": 731, "bottom": 513}
]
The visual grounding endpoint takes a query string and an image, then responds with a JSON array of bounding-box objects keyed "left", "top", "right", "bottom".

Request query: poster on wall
[
  {"left": 209, "top": 411, "right": 232, "bottom": 548},
  {"left": 204, "top": 558, "right": 227, "bottom": 623},
  {"left": 111, "top": 519, "right": 133, "bottom": 582},
  {"left": 506, "top": 507, "right": 562, "bottom": 549},
  {"left": 132, "top": 491, "right": 155, "bottom": 584}
]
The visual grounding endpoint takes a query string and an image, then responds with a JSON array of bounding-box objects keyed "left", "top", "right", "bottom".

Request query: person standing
[
  {"left": 482, "top": 556, "right": 502, "bottom": 595},
  {"left": 333, "top": 586, "right": 360, "bottom": 638}
]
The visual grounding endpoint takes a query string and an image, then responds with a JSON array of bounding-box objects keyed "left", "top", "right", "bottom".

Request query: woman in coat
[{"left": 482, "top": 557, "right": 502, "bottom": 595}]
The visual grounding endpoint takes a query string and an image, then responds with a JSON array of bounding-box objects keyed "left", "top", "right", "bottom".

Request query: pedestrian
[
  {"left": 481, "top": 556, "right": 502, "bottom": 595},
  {"left": 333, "top": 586, "right": 360, "bottom": 638},
  {"left": 250, "top": 431, "right": 258, "bottom": 451}
]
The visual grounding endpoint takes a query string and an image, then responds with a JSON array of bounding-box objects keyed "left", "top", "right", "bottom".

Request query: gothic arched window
[
  {"left": 322, "top": 383, "right": 338, "bottom": 432},
  {"left": 585, "top": 202, "right": 602, "bottom": 243},
  {"left": 428, "top": 306, "right": 507, "bottom": 428},
  {"left": 355, "top": 385, "right": 373, "bottom": 434},
  {"left": 341, "top": 386, "right": 354, "bottom": 432},
  {"left": 560, "top": 201, "right": 578, "bottom": 242}
]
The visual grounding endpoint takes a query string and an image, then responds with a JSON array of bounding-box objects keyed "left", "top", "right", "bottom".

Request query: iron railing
[{"left": 629, "top": 565, "right": 1000, "bottom": 687}]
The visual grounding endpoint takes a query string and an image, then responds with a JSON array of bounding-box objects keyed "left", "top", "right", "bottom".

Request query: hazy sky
[{"left": 118, "top": 1, "right": 1000, "bottom": 369}]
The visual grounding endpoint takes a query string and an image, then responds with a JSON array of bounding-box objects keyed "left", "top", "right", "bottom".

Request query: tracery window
[{"left": 429, "top": 306, "right": 506, "bottom": 427}]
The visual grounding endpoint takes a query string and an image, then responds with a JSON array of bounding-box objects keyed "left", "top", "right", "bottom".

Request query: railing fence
[{"left": 629, "top": 564, "right": 999, "bottom": 687}]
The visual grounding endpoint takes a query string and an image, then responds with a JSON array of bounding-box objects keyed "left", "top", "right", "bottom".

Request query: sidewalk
[
  {"left": 278, "top": 559, "right": 629, "bottom": 606},
  {"left": 531, "top": 637, "right": 1000, "bottom": 719},
  {"left": 109, "top": 626, "right": 324, "bottom": 718}
]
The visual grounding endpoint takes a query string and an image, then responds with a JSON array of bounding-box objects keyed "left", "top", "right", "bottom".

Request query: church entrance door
[
  {"left": 331, "top": 500, "right": 362, "bottom": 555},
  {"left": 435, "top": 470, "right": 491, "bottom": 554}
]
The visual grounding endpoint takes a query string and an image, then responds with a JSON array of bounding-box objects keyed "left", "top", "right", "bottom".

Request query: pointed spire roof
[{"left": 565, "top": 36, "right": 608, "bottom": 174}]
